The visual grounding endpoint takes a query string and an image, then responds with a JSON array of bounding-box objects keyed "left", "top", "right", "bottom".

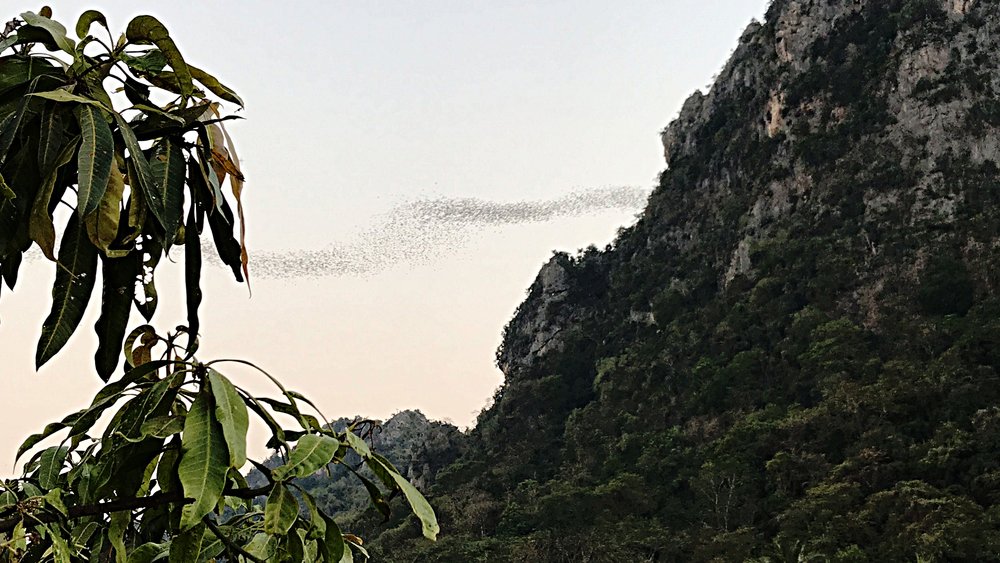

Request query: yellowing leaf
[
  {"left": 0, "top": 173, "right": 14, "bottom": 200},
  {"left": 214, "top": 111, "right": 250, "bottom": 288},
  {"left": 125, "top": 16, "right": 193, "bottom": 98},
  {"left": 75, "top": 10, "right": 108, "bottom": 39},
  {"left": 189, "top": 64, "right": 244, "bottom": 108},
  {"left": 29, "top": 136, "right": 79, "bottom": 260},
  {"left": 86, "top": 159, "right": 124, "bottom": 253}
]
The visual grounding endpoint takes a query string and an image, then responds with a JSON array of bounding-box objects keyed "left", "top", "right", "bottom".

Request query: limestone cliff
[{"left": 371, "top": 2, "right": 1000, "bottom": 560}]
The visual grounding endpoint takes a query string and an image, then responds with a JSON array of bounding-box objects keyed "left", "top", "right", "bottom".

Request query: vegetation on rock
[{"left": 347, "top": 1, "right": 1000, "bottom": 560}]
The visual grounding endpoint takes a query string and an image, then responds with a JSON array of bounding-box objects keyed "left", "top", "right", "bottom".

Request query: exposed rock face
[
  {"left": 772, "top": 0, "right": 865, "bottom": 68},
  {"left": 247, "top": 410, "right": 466, "bottom": 513},
  {"left": 654, "top": 0, "right": 1000, "bottom": 304},
  {"left": 373, "top": 2, "right": 1000, "bottom": 559},
  {"left": 496, "top": 253, "right": 592, "bottom": 375}
]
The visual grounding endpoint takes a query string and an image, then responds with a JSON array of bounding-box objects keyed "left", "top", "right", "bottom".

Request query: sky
[{"left": 0, "top": 1, "right": 769, "bottom": 467}]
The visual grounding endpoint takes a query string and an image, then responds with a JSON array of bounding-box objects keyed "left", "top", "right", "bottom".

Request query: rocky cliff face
[
  {"left": 498, "top": 0, "right": 1000, "bottom": 397},
  {"left": 248, "top": 410, "right": 465, "bottom": 515},
  {"left": 374, "top": 2, "right": 1000, "bottom": 560}
]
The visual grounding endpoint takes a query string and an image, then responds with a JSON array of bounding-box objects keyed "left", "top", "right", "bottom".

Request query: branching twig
[
  {"left": 0, "top": 483, "right": 273, "bottom": 534},
  {"left": 204, "top": 516, "right": 266, "bottom": 563}
]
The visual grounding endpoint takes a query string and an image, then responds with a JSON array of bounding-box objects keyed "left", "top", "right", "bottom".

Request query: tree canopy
[
  {"left": 0, "top": 6, "right": 248, "bottom": 378},
  {"left": 0, "top": 9, "right": 437, "bottom": 561}
]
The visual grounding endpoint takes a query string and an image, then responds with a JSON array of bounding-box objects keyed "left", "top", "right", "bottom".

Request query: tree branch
[
  {"left": 204, "top": 516, "right": 266, "bottom": 563},
  {"left": 0, "top": 483, "right": 272, "bottom": 534}
]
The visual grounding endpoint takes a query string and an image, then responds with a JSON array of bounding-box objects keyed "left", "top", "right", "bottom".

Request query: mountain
[
  {"left": 353, "top": 1, "right": 1000, "bottom": 560},
  {"left": 247, "top": 410, "right": 466, "bottom": 522}
]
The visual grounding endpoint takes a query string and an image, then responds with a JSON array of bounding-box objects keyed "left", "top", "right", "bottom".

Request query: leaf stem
[{"left": 203, "top": 516, "right": 266, "bottom": 563}]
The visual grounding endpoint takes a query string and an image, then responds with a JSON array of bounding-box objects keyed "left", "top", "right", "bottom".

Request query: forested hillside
[{"left": 323, "top": 1, "right": 1000, "bottom": 560}]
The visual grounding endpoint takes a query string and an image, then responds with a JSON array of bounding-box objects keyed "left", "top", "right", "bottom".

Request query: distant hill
[
  {"left": 247, "top": 410, "right": 466, "bottom": 520},
  {"left": 354, "top": 1, "right": 1000, "bottom": 561}
]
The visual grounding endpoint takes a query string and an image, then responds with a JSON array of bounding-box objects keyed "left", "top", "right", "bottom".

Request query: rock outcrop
[{"left": 371, "top": 2, "right": 1000, "bottom": 560}]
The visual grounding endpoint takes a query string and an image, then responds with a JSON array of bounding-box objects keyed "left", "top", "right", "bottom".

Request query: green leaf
[
  {"left": 207, "top": 198, "right": 245, "bottom": 282},
  {"left": 352, "top": 469, "right": 391, "bottom": 521},
  {"left": 10, "top": 521, "right": 26, "bottom": 553},
  {"left": 20, "top": 11, "right": 76, "bottom": 54},
  {"left": 109, "top": 511, "right": 129, "bottom": 563},
  {"left": 344, "top": 430, "right": 372, "bottom": 458},
  {"left": 120, "top": 50, "right": 167, "bottom": 76},
  {"left": 37, "top": 446, "right": 68, "bottom": 489},
  {"left": 148, "top": 140, "right": 185, "bottom": 243},
  {"left": 271, "top": 434, "right": 339, "bottom": 481},
  {"left": 28, "top": 135, "right": 79, "bottom": 260},
  {"left": 156, "top": 440, "right": 181, "bottom": 495},
  {"left": 207, "top": 370, "right": 248, "bottom": 469},
  {"left": 0, "top": 77, "right": 46, "bottom": 167},
  {"left": 0, "top": 490, "right": 16, "bottom": 510},
  {"left": 37, "top": 101, "right": 67, "bottom": 176},
  {"left": 264, "top": 482, "right": 299, "bottom": 536},
  {"left": 178, "top": 389, "right": 228, "bottom": 530},
  {"left": 43, "top": 488, "right": 68, "bottom": 516},
  {"left": 297, "top": 488, "right": 327, "bottom": 540},
  {"left": 112, "top": 377, "right": 174, "bottom": 440},
  {"left": 244, "top": 532, "right": 277, "bottom": 561},
  {"left": 139, "top": 415, "right": 184, "bottom": 439},
  {"left": 366, "top": 454, "right": 398, "bottom": 492},
  {"left": 132, "top": 234, "right": 162, "bottom": 322},
  {"left": 125, "top": 16, "right": 193, "bottom": 98},
  {"left": 196, "top": 528, "right": 226, "bottom": 562},
  {"left": 16, "top": 419, "right": 72, "bottom": 462},
  {"left": 75, "top": 10, "right": 108, "bottom": 39},
  {"left": 287, "top": 527, "right": 306, "bottom": 562},
  {"left": 184, "top": 202, "right": 201, "bottom": 353},
  {"left": 0, "top": 35, "right": 17, "bottom": 53},
  {"left": 168, "top": 523, "right": 207, "bottom": 563},
  {"left": 29, "top": 89, "right": 107, "bottom": 107},
  {"left": 372, "top": 456, "right": 440, "bottom": 540},
  {"left": 243, "top": 394, "right": 287, "bottom": 449},
  {"left": 49, "top": 525, "right": 72, "bottom": 563},
  {"left": 36, "top": 213, "right": 99, "bottom": 367},
  {"left": 340, "top": 541, "right": 355, "bottom": 563},
  {"left": 83, "top": 360, "right": 170, "bottom": 426},
  {"left": 126, "top": 542, "right": 168, "bottom": 563},
  {"left": 112, "top": 113, "right": 164, "bottom": 228},
  {"left": 0, "top": 173, "right": 15, "bottom": 200},
  {"left": 188, "top": 65, "right": 244, "bottom": 108},
  {"left": 93, "top": 251, "right": 135, "bottom": 381},
  {"left": 70, "top": 520, "right": 100, "bottom": 549},
  {"left": 75, "top": 104, "right": 114, "bottom": 217},
  {"left": 319, "top": 514, "right": 346, "bottom": 563}
]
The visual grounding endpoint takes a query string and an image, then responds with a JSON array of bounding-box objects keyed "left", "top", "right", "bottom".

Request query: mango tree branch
[{"left": 0, "top": 483, "right": 272, "bottom": 534}]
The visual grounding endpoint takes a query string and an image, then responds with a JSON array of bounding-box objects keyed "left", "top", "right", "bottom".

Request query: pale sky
[{"left": 0, "top": 1, "right": 768, "bottom": 467}]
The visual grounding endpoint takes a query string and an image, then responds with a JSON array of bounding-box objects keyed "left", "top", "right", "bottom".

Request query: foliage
[
  {"left": 0, "top": 326, "right": 438, "bottom": 562},
  {"left": 0, "top": 9, "right": 439, "bottom": 562},
  {"left": 0, "top": 7, "right": 248, "bottom": 379}
]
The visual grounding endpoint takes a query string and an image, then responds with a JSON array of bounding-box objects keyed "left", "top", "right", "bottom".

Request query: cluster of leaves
[
  {"left": 0, "top": 8, "right": 249, "bottom": 379},
  {"left": 0, "top": 9, "right": 441, "bottom": 562},
  {"left": 0, "top": 325, "right": 438, "bottom": 562}
]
